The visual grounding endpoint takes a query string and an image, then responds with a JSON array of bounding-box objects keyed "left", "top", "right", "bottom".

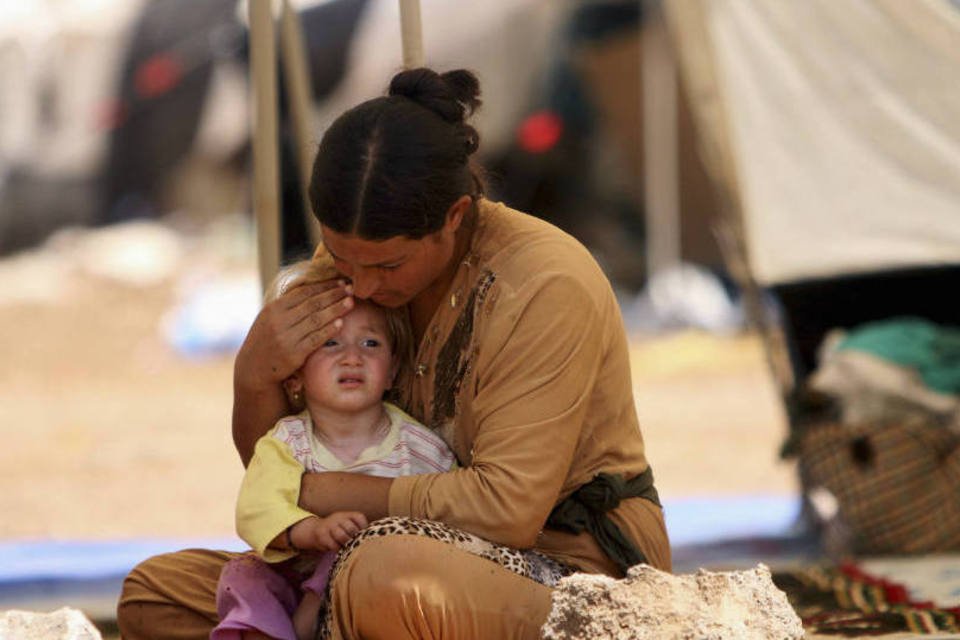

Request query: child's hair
[{"left": 265, "top": 252, "right": 413, "bottom": 403}]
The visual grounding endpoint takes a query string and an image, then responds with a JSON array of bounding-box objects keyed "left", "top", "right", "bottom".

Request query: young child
[{"left": 211, "top": 256, "right": 456, "bottom": 640}]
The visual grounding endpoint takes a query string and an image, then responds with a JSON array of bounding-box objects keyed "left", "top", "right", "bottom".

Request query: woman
[{"left": 118, "top": 67, "right": 670, "bottom": 640}]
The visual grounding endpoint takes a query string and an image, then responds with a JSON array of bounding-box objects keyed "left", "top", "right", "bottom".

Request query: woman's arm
[
  {"left": 299, "top": 472, "right": 392, "bottom": 522},
  {"left": 388, "top": 274, "right": 605, "bottom": 548},
  {"left": 232, "top": 279, "right": 354, "bottom": 465}
]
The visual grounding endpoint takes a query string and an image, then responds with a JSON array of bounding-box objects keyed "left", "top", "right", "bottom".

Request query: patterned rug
[{"left": 772, "top": 561, "right": 960, "bottom": 636}]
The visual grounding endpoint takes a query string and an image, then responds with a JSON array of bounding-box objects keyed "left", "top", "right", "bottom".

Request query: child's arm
[
  {"left": 271, "top": 511, "right": 369, "bottom": 553},
  {"left": 237, "top": 427, "right": 321, "bottom": 562}
]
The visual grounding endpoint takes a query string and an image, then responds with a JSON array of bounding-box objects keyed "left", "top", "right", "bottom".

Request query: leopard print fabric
[{"left": 316, "top": 516, "right": 574, "bottom": 638}]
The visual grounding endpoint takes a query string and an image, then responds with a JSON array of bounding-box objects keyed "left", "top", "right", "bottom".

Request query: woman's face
[{"left": 321, "top": 222, "right": 458, "bottom": 308}]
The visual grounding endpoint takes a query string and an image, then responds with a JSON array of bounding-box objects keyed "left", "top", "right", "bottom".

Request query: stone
[
  {"left": 541, "top": 563, "right": 803, "bottom": 640},
  {"left": 0, "top": 607, "right": 102, "bottom": 640}
]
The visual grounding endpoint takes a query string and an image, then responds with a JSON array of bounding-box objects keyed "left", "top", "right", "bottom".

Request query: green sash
[{"left": 545, "top": 468, "right": 661, "bottom": 573}]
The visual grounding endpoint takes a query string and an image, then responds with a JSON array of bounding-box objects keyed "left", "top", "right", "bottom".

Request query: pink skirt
[{"left": 210, "top": 551, "right": 336, "bottom": 640}]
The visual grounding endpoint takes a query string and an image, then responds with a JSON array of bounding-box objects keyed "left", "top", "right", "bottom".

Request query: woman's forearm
[
  {"left": 299, "top": 472, "right": 392, "bottom": 521},
  {"left": 232, "top": 368, "right": 289, "bottom": 466}
]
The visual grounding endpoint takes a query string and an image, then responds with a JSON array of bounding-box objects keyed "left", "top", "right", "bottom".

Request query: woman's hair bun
[{"left": 388, "top": 68, "right": 482, "bottom": 124}]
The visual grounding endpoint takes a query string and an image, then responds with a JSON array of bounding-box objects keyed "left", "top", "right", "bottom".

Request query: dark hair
[{"left": 309, "top": 68, "right": 483, "bottom": 240}]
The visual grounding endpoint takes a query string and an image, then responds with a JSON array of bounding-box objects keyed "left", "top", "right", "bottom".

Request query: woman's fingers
[
  {"left": 291, "top": 286, "right": 353, "bottom": 334},
  {"left": 281, "top": 279, "right": 345, "bottom": 311},
  {"left": 291, "top": 300, "right": 354, "bottom": 355},
  {"left": 285, "top": 282, "right": 352, "bottom": 334},
  {"left": 265, "top": 281, "right": 353, "bottom": 372}
]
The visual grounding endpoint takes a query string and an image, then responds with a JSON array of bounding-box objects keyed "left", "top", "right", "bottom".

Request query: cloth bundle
[{"left": 796, "top": 317, "right": 960, "bottom": 555}]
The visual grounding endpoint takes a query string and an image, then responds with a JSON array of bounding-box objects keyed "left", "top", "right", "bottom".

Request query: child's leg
[
  {"left": 298, "top": 552, "right": 336, "bottom": 596},
  {"left": 292, "top": 591, "right": 323, "bottom": 640},
  {"left": 294, "top": 552, "right": 336, "bottom": 640}
]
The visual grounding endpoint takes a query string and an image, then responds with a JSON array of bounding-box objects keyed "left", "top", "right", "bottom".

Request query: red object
[
  {"left": 134, "top": 53, "right": 183, "bottom": 98},
  {"left": 517, "top": 111, "right": 563, "bottom": 154},
  {"left": 839, "top": 561, "right": 928, "bottom": 607}
]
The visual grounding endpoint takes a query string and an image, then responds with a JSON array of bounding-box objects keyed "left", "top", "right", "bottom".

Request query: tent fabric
[{"left": 693, "top": 0, "right": 960, "bottom": 285}]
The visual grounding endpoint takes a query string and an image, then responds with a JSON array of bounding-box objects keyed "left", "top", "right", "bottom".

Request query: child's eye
[
  {"left": 361, "top": 338, "right": 382, "bottom": 348},
  {"left": 323, "top": 339, "right": 339, "bottom": 348}
]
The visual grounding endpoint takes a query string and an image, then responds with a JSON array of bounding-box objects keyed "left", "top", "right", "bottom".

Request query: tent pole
[
  {"left": 398, "top": 0, "right": 425, "bottom": 68},
  {"left": 249, "top": 0, "right": 281, "bottom": 292},
  {"left": 280, "top": 0, "right": 323, "bottom": 246},
  {"left": 642, "top": 1, "right": 681, "bottom": 276}
]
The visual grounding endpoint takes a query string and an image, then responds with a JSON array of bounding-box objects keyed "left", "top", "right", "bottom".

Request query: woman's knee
[
  {"left": 328, "top": 535, "right": 554, "bottom": 639},
  {"left": 117, "top": 549, "right": 232, "bottom": 640},
  {"left": 331, "top": 536, "right": 428, "bottom": 609},
  {"left": 329, "top": 536, "right": 466, "bottom": 639},
  {"left": 117, "top": 554, "right": 168, "bottom": 638}
]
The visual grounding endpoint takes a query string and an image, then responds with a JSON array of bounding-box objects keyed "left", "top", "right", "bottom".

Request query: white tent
[
  {"left": 665, "top": 0, "right": 960, "bottom": 394},
  {"left": 667, "top": 0, "right": 960, "bottom": 286}
]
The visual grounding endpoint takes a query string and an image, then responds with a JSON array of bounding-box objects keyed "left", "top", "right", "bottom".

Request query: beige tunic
[{"left": 388, "top": 199, "right": 671, "bottom": 574}]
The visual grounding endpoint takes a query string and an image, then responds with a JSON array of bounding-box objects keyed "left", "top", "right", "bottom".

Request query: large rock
[
  {"left": 542, "top": 563, "right": 803, "bottom": 640},
  {"left": 0, "top": 607, "right": 102, "bottom": 640}
]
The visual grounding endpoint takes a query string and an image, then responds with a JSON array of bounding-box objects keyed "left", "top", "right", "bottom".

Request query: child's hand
[{"left": 290, "top": 512, "right": 368, "bottom": 552}]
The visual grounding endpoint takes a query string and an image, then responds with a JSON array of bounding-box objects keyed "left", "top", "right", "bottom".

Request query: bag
[{"left": 798, "top": 418, "right": 960, "bottom": 555}]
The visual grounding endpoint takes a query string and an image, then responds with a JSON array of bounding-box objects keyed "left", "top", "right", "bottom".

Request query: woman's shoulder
[
  {"left": 474, "top": 200, "right": 607, "bottom": 288},
  {"left": 472, "top": 200, "right": 614, "bottom": 311},
  {"left": 476, "top": 200, "right": 586, "bottom": 253}
]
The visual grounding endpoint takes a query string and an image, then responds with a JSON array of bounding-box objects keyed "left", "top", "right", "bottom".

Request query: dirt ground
[{"left": 0, "top": 219, "right": 798, "bottom": 542}]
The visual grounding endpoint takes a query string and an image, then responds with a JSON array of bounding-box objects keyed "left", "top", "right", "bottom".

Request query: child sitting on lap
[{"left": 211, "top": 257, "right": 456, "bottom": 640}]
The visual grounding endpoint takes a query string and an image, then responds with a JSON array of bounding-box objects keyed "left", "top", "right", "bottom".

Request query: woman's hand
[
  {"left": 237, "top": 279, "right": 354, "bottom": 390},
  {"left": 232, "top": 279, "right": 354, "bottom": 464}
]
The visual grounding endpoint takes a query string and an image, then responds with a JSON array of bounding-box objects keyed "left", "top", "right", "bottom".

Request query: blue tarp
[
  {"left": 0, "top": 495, "right": 802, "bottom": 598},
  {"left": 664, "top": 494, "right": 801, "bottom": 547},
  {"left": 0, "top": 537, "right": 246, "bottom": 586}
]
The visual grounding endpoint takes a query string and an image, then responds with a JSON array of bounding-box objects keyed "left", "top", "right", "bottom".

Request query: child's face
[{"left": 298, "top": 302, "right": 396, "bottom": 414}]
